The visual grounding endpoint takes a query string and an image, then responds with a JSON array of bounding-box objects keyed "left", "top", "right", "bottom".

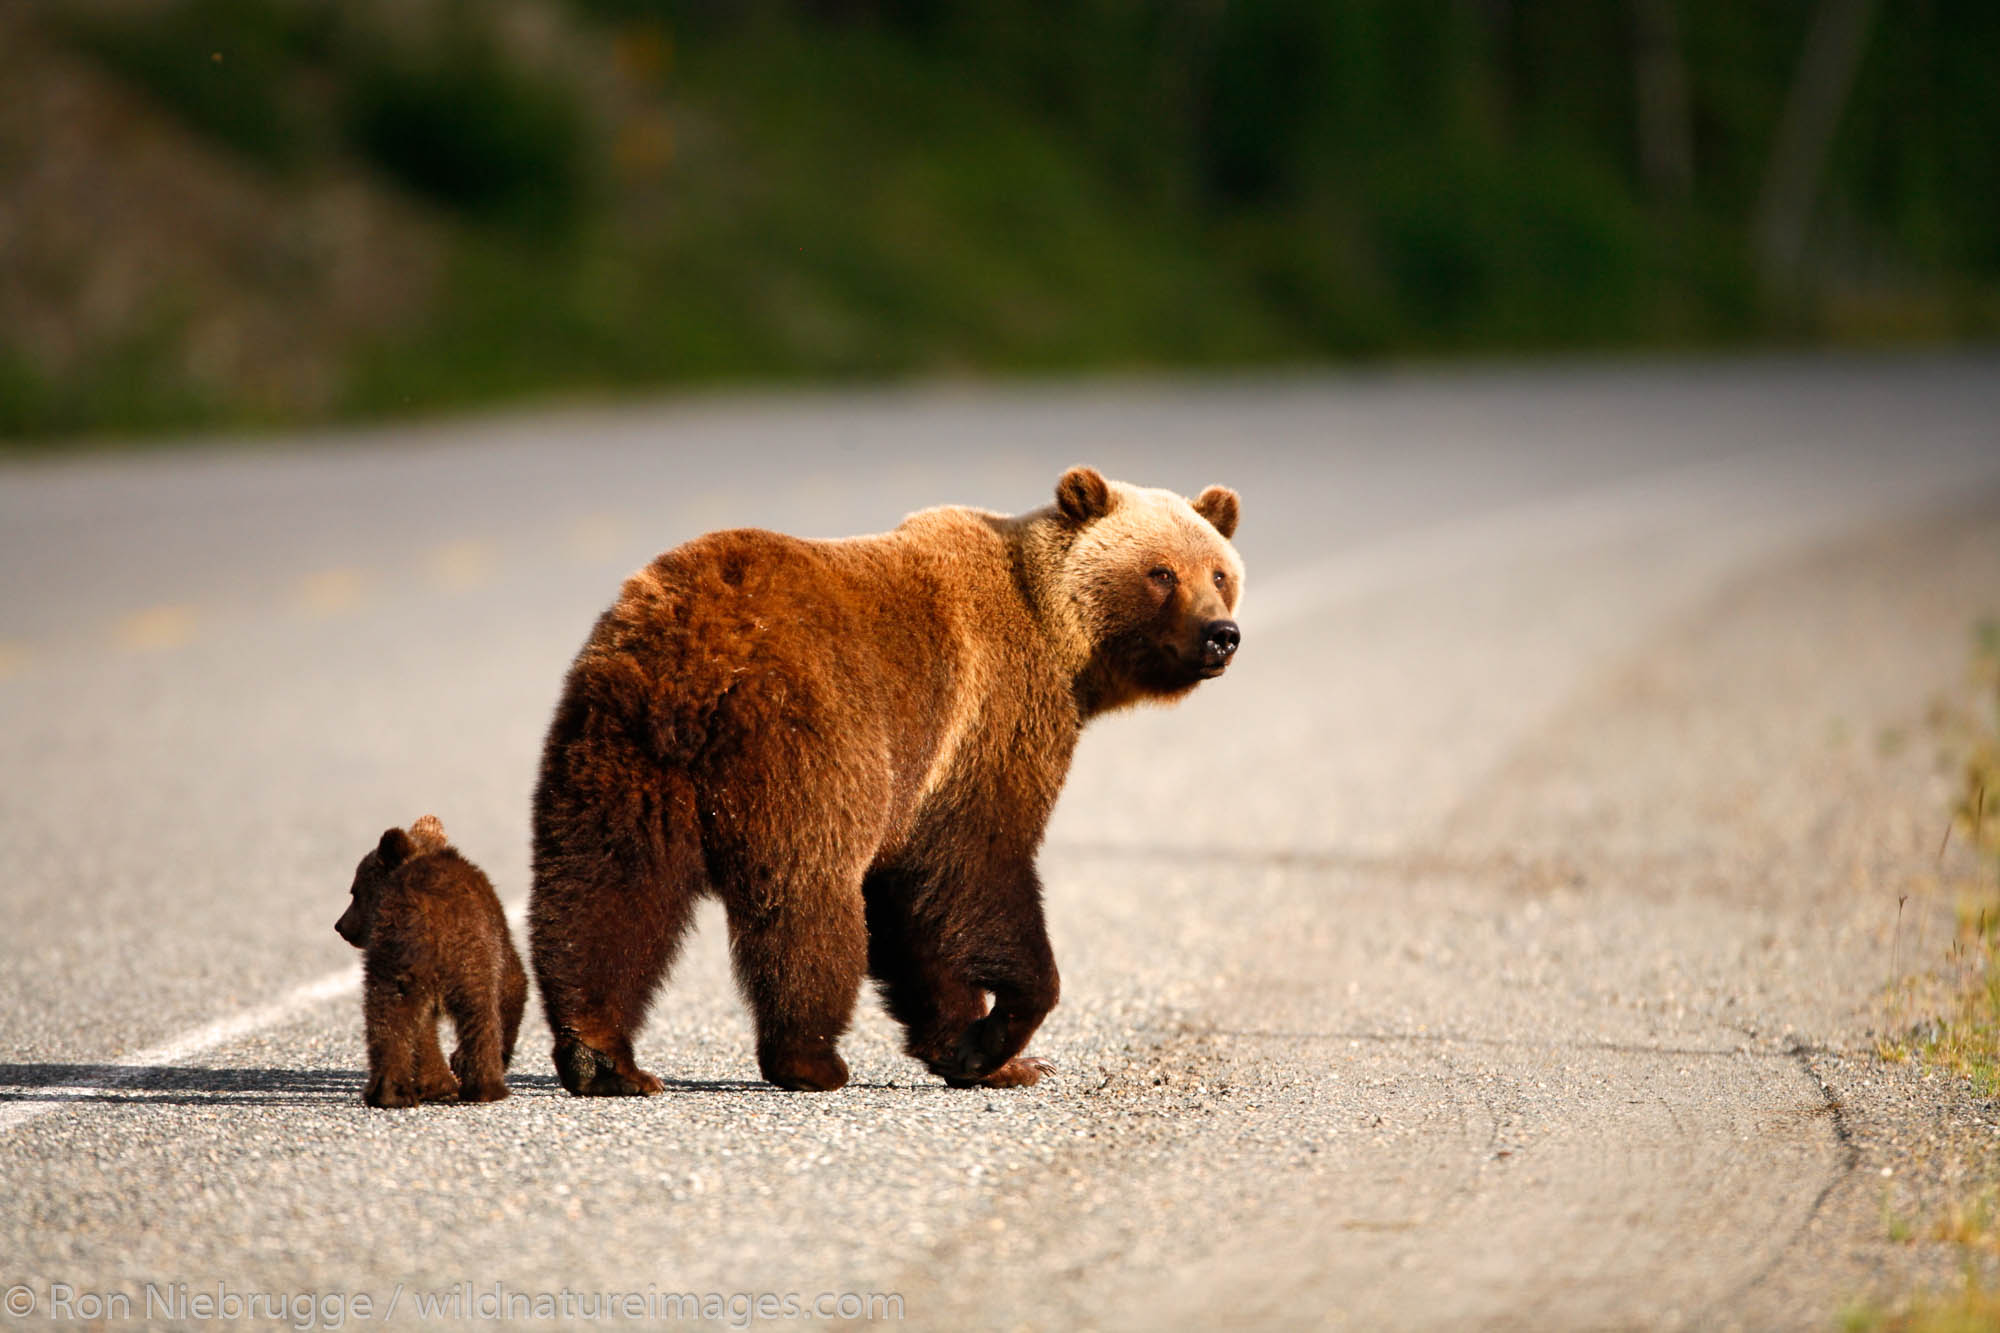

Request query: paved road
[{"left": 3, "top": 357, "right": 1999, "bottom": 1330}]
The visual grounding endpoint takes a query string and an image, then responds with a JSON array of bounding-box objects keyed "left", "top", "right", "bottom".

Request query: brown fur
[
  {"left": 529, "top": 467, "right": 1244, "bottom": 1095},
  {"left": 336, "top": 815, "right": 529, "bottom": 1108}
]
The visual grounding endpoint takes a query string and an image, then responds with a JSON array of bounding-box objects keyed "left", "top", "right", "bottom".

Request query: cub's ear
[
  {"left": 377, "top": 826, "right": 417, "bottom": 867},
  {"left": 408, "top": 814, "right": 447, "bottom": 853},
  {"left": 1055, "top": 466, "right": 1113, "bottom": 525},
  {"left": 1192, "top": 485, "right": 1239, "bottom": 540}
]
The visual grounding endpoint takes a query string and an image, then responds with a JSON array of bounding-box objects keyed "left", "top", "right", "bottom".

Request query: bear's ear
[
  {"left": 408, "top": 814, "right": 447, "bottom": 853},
  {"left": 1192, "top": 485, "right": 1239, "bottom": 540},
  {"left": 377, "top": 826, "right": 417, "bottom": 868},
  {"left": 1055, "top": 466, "right": 1113, "bottom": 525}
]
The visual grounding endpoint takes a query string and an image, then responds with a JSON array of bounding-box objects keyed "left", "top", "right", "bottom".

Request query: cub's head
[
  {"left": 335, "top": 814, "right": 448, "bottom": 948},
  {"left": 1051, "top": 465, "right": 1244, "bottom": 713}
]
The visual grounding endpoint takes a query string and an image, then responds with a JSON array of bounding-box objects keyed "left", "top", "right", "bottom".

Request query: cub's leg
[
  {"left": 413, "top": 998, "right": 461, "bottom": 1103},
  {"left": 446, "top": 978, "right": 510, "bottom": 1103},
  {"left": 362, "top": 979, "right": 427, "bottom": 1109}
]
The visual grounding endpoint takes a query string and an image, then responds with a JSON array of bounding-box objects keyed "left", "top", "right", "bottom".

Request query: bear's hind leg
[
  {"left": 414, "top": 999, "right": 461, "bottom": 1103},
  {"left": 539, "top": 879, "right": 692, "bottom": 1096},
  {"left": 532, "top": 800, "right": 700, "bottom": 1098},
  {"left": 446, "top": 980, "right": 510, "bottom": 1103},
  {"left": 362, "top": 981, "right": 428, "bottom": 1109},
  {"left": 728, "top": 884, "right": 867, "bottom": 1092}
]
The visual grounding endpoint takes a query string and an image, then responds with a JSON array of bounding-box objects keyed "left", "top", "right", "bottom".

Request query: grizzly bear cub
[
  {"left": 336, "top": 815, "right": 528, "bottom": 1108},
  {"left": 530, "top": 466, "right": 1243, "bottom": 1097}
]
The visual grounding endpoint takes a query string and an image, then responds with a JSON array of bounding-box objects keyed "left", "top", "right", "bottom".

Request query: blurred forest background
[{"left": 3, "top": 0, "right": 1996, "bottom": 442}]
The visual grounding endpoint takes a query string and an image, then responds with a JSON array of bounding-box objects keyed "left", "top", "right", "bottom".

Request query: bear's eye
[
  {"left": 1212, "top": 570, "right": 1226, "bottom": 589},
  {"left": 1147, "top": 566, "right": 1177, "bottom": 590}
]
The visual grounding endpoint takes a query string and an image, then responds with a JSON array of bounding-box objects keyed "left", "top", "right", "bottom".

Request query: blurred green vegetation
[
  {"left": 8, "top": 0, "right": 2000, "bottom": 440},
  {"left": 345, "top": 32, "right": 590, "bottom": 233},
  {"left": 62, "top": 0, "right": 322, "bottom": 170}
]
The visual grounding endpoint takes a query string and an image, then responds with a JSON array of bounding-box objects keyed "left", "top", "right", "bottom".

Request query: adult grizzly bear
[{"left": 530, "top": 466, "right": 1243, "bottom": 1095}]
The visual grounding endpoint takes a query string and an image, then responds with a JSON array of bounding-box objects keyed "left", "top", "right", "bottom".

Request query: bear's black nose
[{"left": 1201, "top": 619, "right": 1240, "bottom": 670}]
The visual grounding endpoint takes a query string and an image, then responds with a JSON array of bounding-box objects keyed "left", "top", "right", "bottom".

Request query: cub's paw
[
  {"left": 448, "top": 1046, "right": 492, "bottom": 1086},
  {"left": 450, "top": 1049, "right": 508, "bottom": 1102},
  {"left": 364, "top": 1076, "right": 420, "bottom": 1109}
]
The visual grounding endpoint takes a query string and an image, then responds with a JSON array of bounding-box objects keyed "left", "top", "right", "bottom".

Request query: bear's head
[
  {"left": 1050, "top": 465, "right": 1244, "bottom": 714},
  {"left": 335, "top": 814, "right": 449, "bottom": 948}
]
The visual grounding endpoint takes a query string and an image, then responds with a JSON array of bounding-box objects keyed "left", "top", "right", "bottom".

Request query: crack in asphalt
[{"left": 1716, "top": 1042, "right": 1864, "bottom": 1313}]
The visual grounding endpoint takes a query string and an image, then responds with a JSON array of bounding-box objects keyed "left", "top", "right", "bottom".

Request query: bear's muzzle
[{"left": 1198, "top": 619, "right": 1240, "bottom": 675}]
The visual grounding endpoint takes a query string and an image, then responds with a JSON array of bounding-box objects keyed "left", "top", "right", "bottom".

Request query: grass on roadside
[
  {"left": 1880, "top": 621, "right": 2000, "bottom": 1066},
  {"left": 1852, "top": 620, "right": 2000, "bottom": 1330},
  {"left": 1844, "top": 1270, "right": 2000, "bottom": 1333}
]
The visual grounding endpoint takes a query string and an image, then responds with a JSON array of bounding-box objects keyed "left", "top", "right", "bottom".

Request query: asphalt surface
[{"left": 4, "top": 356, "right": 2000, "bottom": 1330}]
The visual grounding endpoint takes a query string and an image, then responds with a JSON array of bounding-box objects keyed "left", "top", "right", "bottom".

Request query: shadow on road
[
  {"left": 0, "top": 1064, "right": 823, "bottom": 1106},
  {"left": 0, "top": 1063, "right": 372, "bottom": 1107}
]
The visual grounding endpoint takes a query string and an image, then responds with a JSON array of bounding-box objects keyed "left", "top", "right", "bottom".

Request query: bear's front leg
[
  {"left": 939, "top": 976, "right": 1059, "bottom": 1088},
  {"left": 931, "top": 862, "right": 1061, "bottom": 1088},
  {"left": 865, "top": 867, "right": 1059, "bottom": 1089}
]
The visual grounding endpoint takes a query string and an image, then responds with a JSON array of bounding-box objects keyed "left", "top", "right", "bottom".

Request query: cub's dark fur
[{"left": 336, "top": 815, "right": 527, "bottom": 1108}]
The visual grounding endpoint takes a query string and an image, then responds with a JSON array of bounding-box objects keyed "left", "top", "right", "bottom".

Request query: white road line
[
  {"left": 0, "top": 904, "right": 530, "bottom": 1136},
  {"left": 7, "top": 441, "right": 1994, "bottom": 1138},
  {"left": 0, "top": 966, "right": 359, "bottom": 1135}
]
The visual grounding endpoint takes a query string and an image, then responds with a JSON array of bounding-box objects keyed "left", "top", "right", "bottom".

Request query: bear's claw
[{"left": 943, "top": 1053, "right": 1055, "bottom": 1089}]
